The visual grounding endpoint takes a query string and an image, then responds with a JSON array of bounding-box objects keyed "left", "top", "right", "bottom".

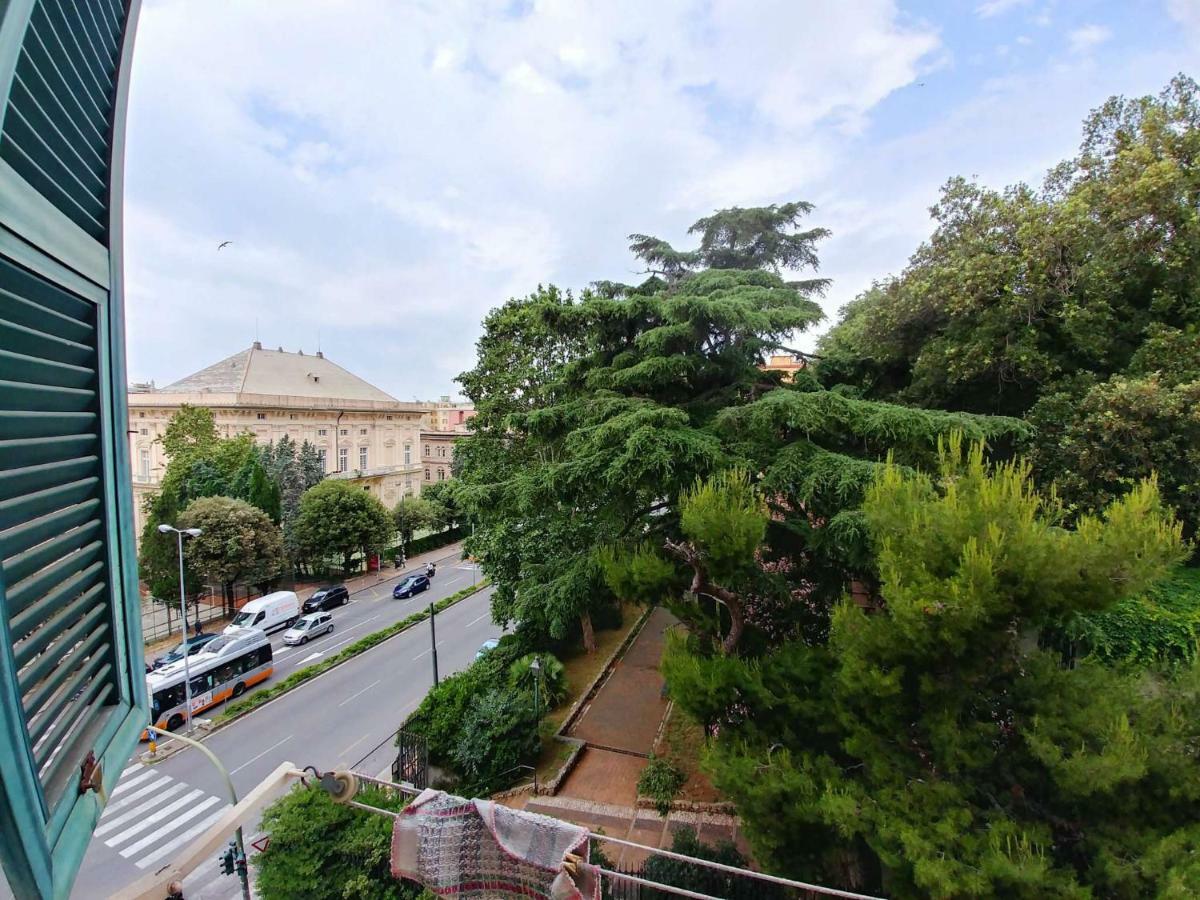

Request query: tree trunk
[
  {"left": 580, "top": 610, "right": 596, "bottom": 654},
  {"left": 223, "top": 582, "right": 234, "bottom": 619},
  {"left": 721, "top": 599, "right": 745, "bottom": 656}
]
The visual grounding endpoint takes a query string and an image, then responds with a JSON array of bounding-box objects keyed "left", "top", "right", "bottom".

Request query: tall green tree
[
  {"left": 419, "top": 478, "right": 461, "bottom": 530},
  {"left": 392, "top": 497, "right": 436, "bottom": 549},
  {"left": 294, "top": 480, "right": 394, "bottom": 574},
  {"left": 458, "top": 204, "right": 1023, "bottom": 654},
  {"left": 816, "top": 75, "right": 1200, "bottom": 538},
  {"left": 663, "top": 441, "right": 1191, "bottom": 896},
  {"left": 178, "top": 496, "right": 284, "bottom": 615}
]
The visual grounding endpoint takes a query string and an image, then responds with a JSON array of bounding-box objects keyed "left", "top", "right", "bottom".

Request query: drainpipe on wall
[{"left": 334, "top": 410, "right": 344, "bottom": 473}]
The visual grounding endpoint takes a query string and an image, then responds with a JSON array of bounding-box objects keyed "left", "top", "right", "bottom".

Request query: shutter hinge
[{"left": 79, "top": 751, "right": 107, "bottom": 804}]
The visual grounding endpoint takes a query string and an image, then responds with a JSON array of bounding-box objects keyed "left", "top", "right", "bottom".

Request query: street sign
[{"left": 251, "top": 836, "right": 270, "bottom": 854}]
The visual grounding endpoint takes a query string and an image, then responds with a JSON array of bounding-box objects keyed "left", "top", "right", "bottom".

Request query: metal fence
[
  {"left": 602, "top": 862, "right": 793, "bottom": 900},
  {"left": 140, "top": 598, "right": 229, "bottom": 644}
]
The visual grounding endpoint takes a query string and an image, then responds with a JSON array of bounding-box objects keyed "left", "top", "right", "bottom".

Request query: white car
[{"left": 281, "top": 612, "right": 334, "bottom": 646}]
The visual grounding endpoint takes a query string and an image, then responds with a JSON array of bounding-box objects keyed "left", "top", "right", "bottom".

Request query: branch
[
  {"left": 772, "top": 345, "right": 823, "bottom": 361},
  {"left": 616, "top": 501, "right": 671, "bottom": 540}
]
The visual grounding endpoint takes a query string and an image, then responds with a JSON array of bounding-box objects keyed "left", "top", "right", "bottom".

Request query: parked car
[
  {"left": 282, "top": 612, "right": 335, "bottom": 646},
  {"left": 225, "top": 591, "right": 300, "bottom": 635},
  {"left": 392, "top": 574, "right": 431, "bottom": 599},
  {"left": 152, "top": 632, "right": 220, "bottom": 670},
  {"left": 302, "top": 585, "right": 349, "bottom": 614},
  {"left": 475, "top": 638, "right": 500, "bottom": 661}
]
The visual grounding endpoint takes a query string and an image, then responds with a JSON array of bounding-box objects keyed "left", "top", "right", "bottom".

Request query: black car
[
  {"left": 303, "top": 584, "right": 350, "bottom": 614},
  {"left": 152, "top": 632, "right": 220, "bottom": 669},
  {"left": 392, "top": 574, "right": 431, "bottom": 599}
]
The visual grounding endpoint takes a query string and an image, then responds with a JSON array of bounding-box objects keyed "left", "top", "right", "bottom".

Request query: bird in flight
[{"left": 217, "top": 240, "right": 233, "bottom": 250}]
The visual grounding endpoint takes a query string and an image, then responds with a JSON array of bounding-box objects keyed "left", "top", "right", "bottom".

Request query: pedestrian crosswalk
[{"left": 99, "top": 763, "right": 252, "bottom": 886}]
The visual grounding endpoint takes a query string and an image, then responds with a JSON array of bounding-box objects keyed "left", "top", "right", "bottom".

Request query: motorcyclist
[{"left": 426, "top": 562, "right": 436, "bottom": 579}]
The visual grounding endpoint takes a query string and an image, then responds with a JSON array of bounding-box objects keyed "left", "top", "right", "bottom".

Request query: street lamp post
[
  {"left": 530, "top": 657, "right": 541, "bottom": 722},
  {"left": 158, "top": 523, "right": 203, "bottom": 735}
]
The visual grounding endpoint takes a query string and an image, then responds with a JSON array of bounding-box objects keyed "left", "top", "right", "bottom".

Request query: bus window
[
  {"left": 215, "top": 663, "right": 236, "bottom": 684},
  {"left": 258, "top": 646, "right": 272, "bottom": 666},
  {"left": 188, "top": 673, "right": 211, "bottom": 694}
]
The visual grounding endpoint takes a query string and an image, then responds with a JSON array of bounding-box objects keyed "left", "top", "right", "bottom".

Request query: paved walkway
[{"left": 567, "top": 605, "right": 676, "bottom": 753}]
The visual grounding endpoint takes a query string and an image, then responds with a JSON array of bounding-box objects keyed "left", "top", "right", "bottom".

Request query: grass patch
[
  {"left": 219, "top": 580, "right": 490, "bottom": 720},
  {"left": 658, "top": 704, "right": 721, "bottom": 803}
]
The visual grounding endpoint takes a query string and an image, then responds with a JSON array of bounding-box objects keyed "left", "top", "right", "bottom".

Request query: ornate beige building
[
  {"left": 128, "top": 342, "right": 426, "bottom": 534},
  {"left": 421, "top": 399, "right": 474, "bottom": 485}
]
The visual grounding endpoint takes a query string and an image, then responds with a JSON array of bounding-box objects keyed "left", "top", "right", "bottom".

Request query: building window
[
  {"left": 338, "top": 448, "right": 348, "bottom": 472},
  {"left": 359, "top": 447, "right": 368, "bottom": 470},
  {"left": 425, "top": 468, "right": 431, "bottom": 481},
  {"left": 360, "top": 428, "right": 367, "bottom": 435},
  {"left": 404, "top": 444, "right": 411, "bottom": 465},
  {"left": 405, "top": 474, "right": 412, "bottom": 491},
  {"left": 387, "top": 415, "right": 393, "bottom": 421},
  {"left": 257, "top": 413, "right": 266, "bottom": 420},
  {"left": 437, "top": 468, "right": 445, "bottom": 481},
  {"left": 340, "top": 429, "right": 348, "bottom": 436},
  {"left": 140, "top": 428, "right": 148, "bottom": 436},
  {"left": 139, "top": 411, "right": 145, "bottom": 418},
  {"left": 318, "top": 428, "right": 327, "bottom": 436},
  {"left": 138, "top": 448, "right": 150, "bottom": 480},
  {"left": 289, "top": 414, "right": 297, "bottom": 420},
  {"left": 317, "top": 448, "right": 327, "bottom": 471}
]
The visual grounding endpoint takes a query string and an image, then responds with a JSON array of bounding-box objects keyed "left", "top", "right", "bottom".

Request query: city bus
[{"left": 145, "top": 629, "right": 273, "bottom": 733}]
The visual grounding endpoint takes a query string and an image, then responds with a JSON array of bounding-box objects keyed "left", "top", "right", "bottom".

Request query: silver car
[{"left": 282, "top": 612, "right": 334, "bottom": 646}]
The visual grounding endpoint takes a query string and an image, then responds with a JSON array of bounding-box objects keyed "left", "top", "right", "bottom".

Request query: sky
[{"left": 122, "top": 0, "right": 1200, "bottom": 401}]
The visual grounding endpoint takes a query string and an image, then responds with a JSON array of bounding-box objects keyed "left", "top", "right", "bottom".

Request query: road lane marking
[
  {"left": 96, "top": 783, "right": 188, "bottom": 836},
  {"left": 121, "top": 795, "right": 222, "bottom": 858},
  {"left": 100, "top": 775, "right": 173, "bottom": 818},
  {"left": 108, "top": 789, "right": 204, "bottom": 847},
  {"left": 337, "top": 679, "right": 382, "bottom": 708},
  {"left": 412, "top": 640, "right": 445, "bottom": 661},
  {"left": 230, "top": 734, "right": 294, "bottom": 775},
  {"left": 136, "top": 805, "right": 230, "bottom": 869},
  {"left": 120, "top": 763, "right": 141, "bottom": 779},
  {"left": 297, "top": 651, "right": 322, "bottom": 664},
  {"left": 466, "top": 611, "right": 490, "bottom": 627},
  {"left": 109, "top": 768, "right": 158, "bottom": 797},
  {"left": 338, "top": 734, "right": 369, "bottom": 758}
]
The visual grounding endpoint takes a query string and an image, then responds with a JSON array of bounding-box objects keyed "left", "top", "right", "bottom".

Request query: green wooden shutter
[{"left": 0, "top": 2, "right": 145, "bottom": 898}]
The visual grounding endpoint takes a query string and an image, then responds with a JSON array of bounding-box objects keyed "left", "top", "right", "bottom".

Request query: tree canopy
[
  {"left": 177, "top": 496, "right": 284, "bottom": 614},
  {"left": 294, "top": 479, "right": 394, "bottom": 574},
  {"left": 456, "top": 202, "right": 1024, "bottom": 654},
  {"left": 816, "top": 75, "right": 1200, "bottom": 539},
  {"left": 663, "top": 442, "right": 1191, "bottom": 896}
]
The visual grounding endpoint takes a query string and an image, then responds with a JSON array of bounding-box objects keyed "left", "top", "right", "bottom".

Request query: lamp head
[
  {"left": 157, "top": 524, "right": 174, "bottom": 534},
  {"left": 184, "top": 528, "right": 203, "bottom": 538}
]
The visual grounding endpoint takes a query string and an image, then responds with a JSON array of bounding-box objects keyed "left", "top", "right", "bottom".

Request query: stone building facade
[
  {"left": 128, "top": 342, "right": 426, "bottom": 534},
  {"left": 420, "top": 399, "right": 474, "bottom": 484}
]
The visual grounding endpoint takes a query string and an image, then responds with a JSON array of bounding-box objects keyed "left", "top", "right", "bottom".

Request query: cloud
[
  {"left": 976, "top": 0, "right": 1032, "bottom": 18},
  {"left": 1167, "top": 0, "right": 1200, "bottom": 33},
  {"left": 123, "top": 0, "right": 940, "bottom": 398},
  {"left": 1068, "top": 24, "right": 1113, "bottom": 54}
]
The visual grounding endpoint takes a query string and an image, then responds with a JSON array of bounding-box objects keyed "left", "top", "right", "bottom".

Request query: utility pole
[
  {"left": 158, "top": 523, "right": 203, "bottom": 735},
  {"left": 428, "top": 602, "right": 439, "bottom": 686}
]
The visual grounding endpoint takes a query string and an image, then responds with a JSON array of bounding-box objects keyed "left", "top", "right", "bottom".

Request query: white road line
[
  {"left": 297, "top": 651, "right": 322, "bottom": 664},
  {"left": 108, "top": 789, "right": 204, "bottom": 847},
  {"left": 337, "top": 679, "right": 381, "bottom": 708},
  {"left": 466, "top": 612, "right": 490, "bottom": 627},
  {"left": 136, "top": 805, "right": 230, "bottom": 869},
  {"left": 230, "top": 734, "right": 294, "bottom": 775},
  {"left": 96, "top": 783, "right": 188, "bottom": 836},
  {"left": 109, "top": 768, "right": 158, "bottom": 797},
  {"left": 122, "top": 795, "right": 223, "bottom": 859},
  {"left": 338, "top": 734, "right": 369, "bottom": 757},
  {"left": 100, "top": 775, "right": 174, "bottom": 819},
  {"left": 120, "top": 763, "right": 142, "bottom": 779},
  {"left": 411, "top": 640, "right": 445, "bottom": 661}
]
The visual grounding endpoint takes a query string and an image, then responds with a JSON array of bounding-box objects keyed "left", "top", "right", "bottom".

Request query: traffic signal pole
[{"left": 428, "top": 602, "right": 439, "bottom": 686}]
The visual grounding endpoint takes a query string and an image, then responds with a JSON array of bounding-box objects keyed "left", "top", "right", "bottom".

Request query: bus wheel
[
  {"left": 232, "top": 682, "right": 246, "bottom": 698},
  {"left": 167, "top": 714, "right": 184, "bottom": 732}
]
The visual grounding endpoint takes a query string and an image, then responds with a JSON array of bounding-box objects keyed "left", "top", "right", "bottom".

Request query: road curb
[{"left": 184, "top": 581, "right": 492, "bottom": 743}]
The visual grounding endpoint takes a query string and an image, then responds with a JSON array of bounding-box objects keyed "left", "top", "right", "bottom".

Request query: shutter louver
[{"left": 0, "top": 2, "right": 144, "bottom": 898}]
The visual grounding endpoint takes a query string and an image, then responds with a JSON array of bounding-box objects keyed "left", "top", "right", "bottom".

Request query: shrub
[
  {"left": 452, "top": 688, "right": 540, "bottom": 794},
  {"left": 255, "top": 783, "right": 424, "bottom": 900},
  {"left": 637, "top": 754, "right": 686, "bottom": 816},
  {"left": 508, "top": 653, "right": 568, "bottom": 708},
  {"left": 641, "top": 826, "right": 783, "bottom": 900}
]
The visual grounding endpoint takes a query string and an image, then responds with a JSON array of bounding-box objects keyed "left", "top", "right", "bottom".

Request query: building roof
[{"left": 158, "top": 342, "right": 398, "bottom": 404}]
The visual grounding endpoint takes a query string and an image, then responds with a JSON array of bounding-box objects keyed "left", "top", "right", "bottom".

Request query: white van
[{"left": 224, "top": 591, "right": 300, "bottom": 635}]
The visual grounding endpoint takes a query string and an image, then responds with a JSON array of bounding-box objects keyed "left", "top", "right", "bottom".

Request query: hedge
[
  {"left": 219, "top": 579, "right": 490, "bottom": 720},
  {"left": 391, "top": 526, "right": 464, "bottom": 560}
]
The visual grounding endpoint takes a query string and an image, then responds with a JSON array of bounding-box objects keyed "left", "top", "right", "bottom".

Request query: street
[{"left": 65, "top": 564, "right": 499, "bottom": 899}]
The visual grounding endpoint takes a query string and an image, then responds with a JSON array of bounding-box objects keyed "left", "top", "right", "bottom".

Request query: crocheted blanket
[{"left": 391, "top": 789, "right": 600, "bottom": 899}]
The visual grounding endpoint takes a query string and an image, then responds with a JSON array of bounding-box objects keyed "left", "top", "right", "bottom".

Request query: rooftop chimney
[
  {"left": 253, "top": 340, "right": 262, "bottom": 350},
  {"left": 298, "top": 349, "right": 304, "bottom": 355},
  {"left": 316, "top": 351, "right": 324, "bottom": 359}
]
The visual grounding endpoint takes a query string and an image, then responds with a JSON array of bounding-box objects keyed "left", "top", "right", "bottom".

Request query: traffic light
[{"left": 219, "top": 843, "right": 235, "bottom": 876}]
